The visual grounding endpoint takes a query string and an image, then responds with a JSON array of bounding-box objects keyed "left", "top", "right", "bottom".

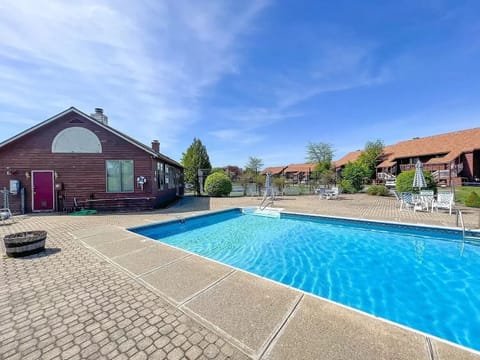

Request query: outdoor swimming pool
[{"left": 130, "top": 209, "right": 480, "bottom": 352}]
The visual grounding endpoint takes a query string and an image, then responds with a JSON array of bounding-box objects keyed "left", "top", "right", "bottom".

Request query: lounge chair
[
  {"left": 399, "top": 192, "right": 419, "bottom": 211},
  {"left": 0, "top": 208, "right": 13, "bottom": 224},
  {"left": 315, "top": 187, "right": 327, "bottom": 199},
  {"left": 325, "top": 187, "right": 340, "bottom": 200},
  {"left": 432, "top": 192, "right": 454, "bottom": 215},
  {"left": 392, "top": 190, "right": 403, "bottom": 208}
]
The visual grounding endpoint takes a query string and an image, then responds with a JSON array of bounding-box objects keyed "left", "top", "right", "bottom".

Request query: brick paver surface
[
  {"left": 0, "top": 210, "right": 250, "bottom": 360},
  {"left": 1, "top": 194, "right": 479, "bottom": 360}
]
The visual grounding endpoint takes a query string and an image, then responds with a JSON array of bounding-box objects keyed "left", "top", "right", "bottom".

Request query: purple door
[{"left": 32, "top": 171, "right": 54, "bottom": 211}]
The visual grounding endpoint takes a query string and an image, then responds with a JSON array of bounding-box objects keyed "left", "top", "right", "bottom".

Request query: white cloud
[
  {"left": 209, "top": 128, "right": 264, "bottom": 145},
  {"left": 0, "top": 0, "right": 269, "bottom": 150}
]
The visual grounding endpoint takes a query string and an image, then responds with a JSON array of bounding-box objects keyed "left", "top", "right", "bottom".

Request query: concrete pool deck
[{"left": 1, "top": 193, "right": 480, "bottom": 359}]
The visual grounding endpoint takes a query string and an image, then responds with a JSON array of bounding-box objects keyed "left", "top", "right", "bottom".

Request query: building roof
[
  {"left": 262, "top": 163, "right": 316, "bottom": 175},
  {"left": 0, "top": 107, "right": 182, "bottom": 168},
  {"left": 334, "top": 150, "right": 362, "bottom": 167},
  {"left": 335, "top": 127, "right": 480, "bottom": 169},
  {"left": 261, "top": 166, "right": 288, "bottom": 175},
  {"left": 283, "top": 163, "right": 316, "bottom": 173}
]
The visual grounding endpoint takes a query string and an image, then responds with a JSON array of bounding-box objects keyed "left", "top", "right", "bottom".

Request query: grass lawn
[{"left": 455, "top": 186, "right": 480, "bottom": 204}]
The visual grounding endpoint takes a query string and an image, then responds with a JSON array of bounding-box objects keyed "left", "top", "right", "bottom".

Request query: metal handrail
[
  {"left": 259, "top": 196, "right": 274, "bottom": 210},
  {"left": 456, "top": 209, "right": 465, "bottom": 239},
  {"left": 456, "top": 209, "right": 466, "bottom": 256}
]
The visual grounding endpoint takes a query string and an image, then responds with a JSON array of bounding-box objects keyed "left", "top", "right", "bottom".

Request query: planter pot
[{"left": 4, "top": 231, "right": 47, "bottom": 257}]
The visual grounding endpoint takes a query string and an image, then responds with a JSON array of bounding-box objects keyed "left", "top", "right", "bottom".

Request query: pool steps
[{"left": 242, "top": 206, "right": 283, "bottom": 218}]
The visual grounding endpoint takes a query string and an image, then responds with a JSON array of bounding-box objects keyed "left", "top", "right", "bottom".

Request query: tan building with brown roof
[{"left": 335, "top": 127, "right": 480, "bottom": 186}]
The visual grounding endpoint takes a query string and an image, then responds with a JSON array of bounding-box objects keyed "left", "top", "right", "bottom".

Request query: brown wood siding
[{"left": 0, "top": 111, "right": 182, "bottom": 213}]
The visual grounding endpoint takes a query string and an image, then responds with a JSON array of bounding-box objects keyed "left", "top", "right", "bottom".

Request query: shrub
[
  {"left": 395, "top": 169, "right": 436, "bottom": 193},
  {"left": 341, "top": 161, "right": 369, "bottom": 192},
  {"left": 464, "top": 191, "right": 480, "bottom": 207},
  {"left": 339, "top": 179, "right": 355, "bottom": 194},
  {"left": 204, "top": 172, "right": 232, "bottom": 197},
  {"left": 367, "top": 185, "right": 390, "bottom": 196}
]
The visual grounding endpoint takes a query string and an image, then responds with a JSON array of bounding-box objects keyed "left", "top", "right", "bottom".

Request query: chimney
[
  {"left": 151, "top": 140, "right": 160, "bottom": 153},
  {"left": 91, "top": 107, "right": 108, "bottom": 125}
]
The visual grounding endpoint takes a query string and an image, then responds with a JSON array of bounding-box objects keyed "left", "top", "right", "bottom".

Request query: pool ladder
[
  {"left": 259, "top": 196, "right": 274, "bottom": 210},
  {"left": 456, "top": 209, "right": 466, "bottom": 256},
  {"left": 259, "top": 189, "right": 275, "bottom": 210}
]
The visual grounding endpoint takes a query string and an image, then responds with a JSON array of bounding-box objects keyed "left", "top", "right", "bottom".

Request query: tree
[
  {"left": 341, "top": 161, "right": 369, "bottom": 192},
  {"left": 224, "top": 165, "right": 243, "bottom": 181},
  {"left": 181, "top": 138, "right": 212, "bottom": 195},
  {"left": 255, "top": 174, "right": 266, "bottom": 196},
  {"left": 245, "top": 156, "right": 264, "bottom": 175},
  {"left": 211, "top": 167, "right": 225, "bottom": 174},
  {"left": 357, "top": 139, "right": 384, "bottom": 179},
  {"left": 306, "top": 142, "right": 334, "bottom": 182}
]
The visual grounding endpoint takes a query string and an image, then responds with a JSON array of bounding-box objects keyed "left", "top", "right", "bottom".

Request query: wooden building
[
  {"left": 0, "top": 107, "right": 184, "bottom": 213},
  {"left": 335, "top": 127, "right": 480, "bottom": 186}
]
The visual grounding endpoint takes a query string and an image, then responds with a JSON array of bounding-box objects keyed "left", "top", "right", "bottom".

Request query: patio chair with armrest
[
  {"left": 392, "top": 190, "right": 403, "bottom": 208},
  {"left": 0, "top": 208, "right": 13, "bottom": 224},
  {"left": 399, "top": 192, "right": 420, "bottom": 211},
  {"left": 419, "top": 190, "right": 434, "bottom": 211},
  {"left": 325, "top": 187, "right": 340, "bottom": 200},
  {"left": 432, "top": 192, "right": 454, "bottom": 215},
  {"left": 315, "top": 187, "right": 327, "bottom": 199}
]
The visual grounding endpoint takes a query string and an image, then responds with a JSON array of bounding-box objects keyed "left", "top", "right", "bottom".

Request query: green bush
[
  {"left": 204, "top": 172, "right": 232, "bottom": 197},
  {"left": 395, "top": 170, "right": 436, "bottom": 193},
  {"left": 339, "top": 179, "right": 355, "bottom": 193},
  {"left": 367, "top": 184, "right": 390, "bottom": 196},
  {"left": 464, "top": 191, "right": 480, "bottom": 207},
  {"left": 341, "top": 161, "right": 369, "bottom": 192}
]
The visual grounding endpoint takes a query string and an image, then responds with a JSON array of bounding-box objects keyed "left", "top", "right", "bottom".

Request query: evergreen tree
[
  {"left": 245, "top": 156, "right": 264, "bottom": 175},
  {"left": 181, "top": 138, "right": 212, "bottom": 195}
]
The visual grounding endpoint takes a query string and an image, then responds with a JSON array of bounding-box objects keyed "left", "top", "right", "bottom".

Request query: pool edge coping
[{"left": 125, "top": 206, "right": 480, "bottom": 357}]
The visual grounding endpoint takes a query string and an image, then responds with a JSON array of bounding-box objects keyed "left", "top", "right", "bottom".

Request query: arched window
[{"left": 52, "top": 127, "right": 102, "bottom": 153}]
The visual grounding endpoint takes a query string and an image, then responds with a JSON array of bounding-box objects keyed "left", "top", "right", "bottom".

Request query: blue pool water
[{"left": 131, "top": 209, "right": 480, "bottom": 351}]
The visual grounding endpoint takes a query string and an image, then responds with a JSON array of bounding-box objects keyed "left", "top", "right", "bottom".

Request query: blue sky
[{"left": 1, "top": 1, "right": 479, "bottom": 168}]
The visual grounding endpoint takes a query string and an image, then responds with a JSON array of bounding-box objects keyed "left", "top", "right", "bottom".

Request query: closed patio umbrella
[{"left": 413, "top": 160, "right": 427, "bottom": 190}]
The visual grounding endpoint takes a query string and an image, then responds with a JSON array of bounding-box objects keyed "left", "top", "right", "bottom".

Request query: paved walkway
[{"left": 1, "top": 194, "right": 479, "bottom": 360}]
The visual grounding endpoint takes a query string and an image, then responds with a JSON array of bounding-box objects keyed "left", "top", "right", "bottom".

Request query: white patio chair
[
  {"left": 0, "top": 208, "right": 13, "bottom": 224},
  {"left": 419, "top": 190, "right": 434, "bottom": 211},
  {"left": 315, "top": 187, "right": 327, "bottom": 199},
  {"left": 432, "top": 192, "right": 454, "bottom": 215},
  {"left": 400, "top": 192, "right": 417, "bottom": 211},
  {"left": 325, "top": 187, "right": 340, "bottom": 200},
  {"left": 392, "top": 190, "right": 403, "bottom": 208}
]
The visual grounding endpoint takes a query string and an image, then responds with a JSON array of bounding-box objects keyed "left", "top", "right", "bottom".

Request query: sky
[{"left": 1, "top": 1, "right": 480, "bottom": 168}]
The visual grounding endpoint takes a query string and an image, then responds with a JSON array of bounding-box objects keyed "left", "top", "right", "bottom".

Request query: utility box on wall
[{"left": 9, "top": 179, "right": 20, "bottom": 195}]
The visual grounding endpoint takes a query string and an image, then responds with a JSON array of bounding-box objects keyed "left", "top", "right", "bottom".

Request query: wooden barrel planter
[{"left": 3, "top": 231, "right": 47, "bottom": 257}]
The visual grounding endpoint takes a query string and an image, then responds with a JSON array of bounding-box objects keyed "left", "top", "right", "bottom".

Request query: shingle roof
[
  {"left": 261, "top": 163, "right": 316, "bottom": 175},
  {"left": 334, "top": 150, "right": 362, "bottom": 167},
  {"left": 0, "top": 107, "right": 183, "bottom": 168},
  {"left": 261, "top": 166, "right": 288, "bottom": 175},
  {"left": 283, "top": 163, "right": 316, "bottom": 173},
  {"left": 335, "top": 127, "right": 480, "bottom": 169}
]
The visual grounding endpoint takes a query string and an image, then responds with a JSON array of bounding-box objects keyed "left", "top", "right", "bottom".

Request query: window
[
  {"left": 157, "top": 162, "right": 165, "bottom": 190},
  {"left": 106, "top": 160, "right": 134, "bottom": 192},
  {"left": 52, "top": 127, "right": 102, "bottom": 153},
  {"left": 166, "top": 165, "right": 176, "bottom": 189}
]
